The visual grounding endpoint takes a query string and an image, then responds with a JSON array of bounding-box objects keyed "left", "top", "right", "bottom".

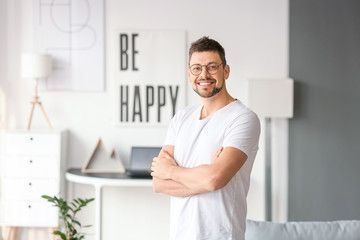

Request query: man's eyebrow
[{"left": 190, "top": 61, "right": 218, "bottom": 65}]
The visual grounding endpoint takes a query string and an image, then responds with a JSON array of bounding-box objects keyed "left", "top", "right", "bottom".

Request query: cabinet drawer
[
  {"left": 4, "top": 156, "right": 59, "bottom": 178},
  {"left": 4, "top": 133, "right": 60, "bottom": 156},
  {"left": 2, "top": 178, "right": 59, "bottom": 201},
  {"left": 1, "top": 200, "right": 59, "bottom": 227}
]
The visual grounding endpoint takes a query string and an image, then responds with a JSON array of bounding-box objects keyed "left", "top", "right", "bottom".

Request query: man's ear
[{"left": 224, "top": 65, "right": 230, "bottom": 80}]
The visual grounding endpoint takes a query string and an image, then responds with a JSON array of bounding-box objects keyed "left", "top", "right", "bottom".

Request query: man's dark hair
[{"left": 188, "top": 36, "right": 227, "bottom": 66}]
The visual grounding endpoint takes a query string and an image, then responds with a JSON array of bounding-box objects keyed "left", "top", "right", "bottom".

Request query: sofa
[{"left": 245, "top": 219, "right": 360, "bottom": 240}]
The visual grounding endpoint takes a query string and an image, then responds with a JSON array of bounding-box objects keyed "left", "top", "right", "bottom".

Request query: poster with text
[{"left": 114, "top": 30, "right": 187, "bottom": 126}]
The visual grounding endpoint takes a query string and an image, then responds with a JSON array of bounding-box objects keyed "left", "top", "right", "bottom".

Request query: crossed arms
[{"left": 151, "top": 145, "right": 248, "bottom": 197}]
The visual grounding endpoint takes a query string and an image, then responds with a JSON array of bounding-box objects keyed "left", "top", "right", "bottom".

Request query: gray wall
[{"left": 289, "top": 0, "right": 360, "bottom": 221}]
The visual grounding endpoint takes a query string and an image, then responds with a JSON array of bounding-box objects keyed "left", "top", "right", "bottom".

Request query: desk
[{"left": 66, "top": 168, "right": 152, "bottom": 240}]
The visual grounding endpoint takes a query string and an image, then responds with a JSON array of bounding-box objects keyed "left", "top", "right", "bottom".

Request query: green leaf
[
  {"left": 73, "top": 220, "right": 81, "bottom": 226},
  {"left": 66, "top": 221, "right": 72, "bottom": 229},
  {"left": 53, "top": 231, "right": 67, "bottom": 240},
  {"left": 41, "top": 195, "right": 52, "bottom": 200}
]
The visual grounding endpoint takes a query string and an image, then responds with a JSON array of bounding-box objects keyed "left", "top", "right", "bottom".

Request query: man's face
[{"left": 187, "top": 51, "right": 229, "bottom": 98}]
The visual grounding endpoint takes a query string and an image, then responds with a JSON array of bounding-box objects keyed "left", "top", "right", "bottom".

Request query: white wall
[
  {"left": 0, "top": 0, "right": 7, "bottom": 128},
  {"left": 0, "top": 1, "right": 6, "bottom": 237},
  {"left": 0, "top": 0, "right": 289, "bottom": 239}
]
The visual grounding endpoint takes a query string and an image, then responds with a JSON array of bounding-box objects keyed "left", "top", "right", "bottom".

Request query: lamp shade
[
  {"left": 21, "top": 53, "right": 52, "bottom": 78},
  {"left": 248, "top": 78, "right": 294, "bottom": 118}
]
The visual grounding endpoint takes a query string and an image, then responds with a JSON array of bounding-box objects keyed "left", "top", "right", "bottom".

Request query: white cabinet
[{"left": 1, "top": 130, "right": 67, "bottom": 227}]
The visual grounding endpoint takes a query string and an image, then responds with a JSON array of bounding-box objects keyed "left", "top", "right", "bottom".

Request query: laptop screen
[{"left": 130, "top": 147, "right": 162, "bottom": 171}]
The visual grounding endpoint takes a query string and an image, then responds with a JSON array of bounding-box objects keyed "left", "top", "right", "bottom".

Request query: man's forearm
[
  {"left": 152, "top": 177, "right": 198, "bottom": 197},
  {"left": 167, "top": 147, "right": 248, "bottom": 193},
  {"left": 152, "top": 145, "right": 246, "bottom": 195},
  {"left": 169, "top": 164, "right": 219, "bottom": 193},
  {"left": 152, "top": 147, "right": 226, "bottom": 193}
]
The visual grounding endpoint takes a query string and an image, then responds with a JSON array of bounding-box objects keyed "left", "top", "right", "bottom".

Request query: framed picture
[
  {"left": 113, "top": 30, "right": 187, "bottom": 126},
  {"left": 33, "top": 0, "right": 105, "bottom": 91}
]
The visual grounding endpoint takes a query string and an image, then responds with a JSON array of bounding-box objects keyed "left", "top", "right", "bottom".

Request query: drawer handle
[
  {"left": 30, "top": 137, "right": 34, "bottom": 141},
  {"left": 29, "top": 160, "right": 33, "bottom": 164},
  {"left": 28, "top": 205, "right": 32, "bottom": 209},
  {"left": 29, "top": 182, "right": 32, "bottom": 186}
]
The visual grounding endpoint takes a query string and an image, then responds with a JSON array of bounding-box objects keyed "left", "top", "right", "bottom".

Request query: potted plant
[{"left": 42, "top": 195, "right": 94, "bottom": 240}]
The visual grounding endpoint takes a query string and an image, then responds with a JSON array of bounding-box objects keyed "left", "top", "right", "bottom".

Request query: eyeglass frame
[{"left": 188, "top": 62, "right": 224, "bottom": 76}]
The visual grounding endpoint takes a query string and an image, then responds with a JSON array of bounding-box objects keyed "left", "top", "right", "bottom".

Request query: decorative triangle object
[{"left": 81, "top": 138, "right": 125, "bottom": 173}]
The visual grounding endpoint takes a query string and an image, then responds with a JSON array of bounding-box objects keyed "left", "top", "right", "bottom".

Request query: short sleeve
[{"left": 222, "top": 112, "right": 261, "bottom": 157}]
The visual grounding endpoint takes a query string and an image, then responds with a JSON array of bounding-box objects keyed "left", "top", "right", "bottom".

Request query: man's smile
[
  {"left": 197, "top": 80, "right": 215, "bottom": 87},
  {"left": 199, "top": 82, "right": 213, "bottom": 86}
]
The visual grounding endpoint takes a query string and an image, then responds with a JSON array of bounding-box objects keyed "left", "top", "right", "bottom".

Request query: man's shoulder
[
  {"left": 228, "top": 100, "right": 259, "bottom": 120},
  {"left": 223, "top": 101, "right": 261, "bottom": 135}
]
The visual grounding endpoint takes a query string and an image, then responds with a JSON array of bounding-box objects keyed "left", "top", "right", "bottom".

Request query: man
[{"left": 151, "top": 36, "right": 260, "bottom": 240}]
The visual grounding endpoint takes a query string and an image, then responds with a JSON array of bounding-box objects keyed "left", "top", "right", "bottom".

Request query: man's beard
[{"left": 193, "top": 79, "right": 225, "bottom": 98}]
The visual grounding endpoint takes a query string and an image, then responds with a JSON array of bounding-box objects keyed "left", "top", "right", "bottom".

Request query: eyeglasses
[{"left": 189, "top": 63, "right": 223, "bottom": 76}]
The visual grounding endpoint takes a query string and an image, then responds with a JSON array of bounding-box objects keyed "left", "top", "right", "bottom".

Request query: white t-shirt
[{"left": 164, "top": 100, "right": 260, "bottom": 240}]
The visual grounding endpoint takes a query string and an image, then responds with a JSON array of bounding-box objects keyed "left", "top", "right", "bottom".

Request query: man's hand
[
  {"left": 152, "top": 145, "right": 198, "bottom": 197},
  {"left": 151, "top": 151, "right": 177, "bottom": 179}
]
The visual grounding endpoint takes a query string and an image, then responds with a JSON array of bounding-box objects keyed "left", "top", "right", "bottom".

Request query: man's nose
[{"left": 199, "top": 66, "right": 210, "bottom": 79}]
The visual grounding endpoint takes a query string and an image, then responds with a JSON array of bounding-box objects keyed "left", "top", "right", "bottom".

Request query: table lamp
[
  {"left": 21, "top": 53, "right": 53, "bottom": 130},
  {"left": 248, "top": 78, "right": 294, "bottom": 221}
]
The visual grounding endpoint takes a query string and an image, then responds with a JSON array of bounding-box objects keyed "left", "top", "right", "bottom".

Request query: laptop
[{"left": 126, "top": 146, "right": 162, "bottom": 179}]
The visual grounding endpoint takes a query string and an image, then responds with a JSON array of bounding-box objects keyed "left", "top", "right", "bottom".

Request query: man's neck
[{"left": 200, "top": 91, "right": 235, "bottom": 119}]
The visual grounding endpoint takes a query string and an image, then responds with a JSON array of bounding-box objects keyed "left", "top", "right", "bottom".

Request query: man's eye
[
  {"left": 208, "top": 65, "right": 217, "bottom": 70},
  {"left": 192, "top": 66, "right": 201, "bottom": 71}
]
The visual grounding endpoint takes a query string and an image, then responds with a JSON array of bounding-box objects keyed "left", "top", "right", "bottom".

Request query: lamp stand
[{"left": 27, "top": 79, "right": 53, "bottom": 131}]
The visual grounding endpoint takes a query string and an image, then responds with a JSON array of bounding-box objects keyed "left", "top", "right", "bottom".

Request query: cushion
[{"left": 245, "top": 219, "right": 360, "bottom": 240}]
